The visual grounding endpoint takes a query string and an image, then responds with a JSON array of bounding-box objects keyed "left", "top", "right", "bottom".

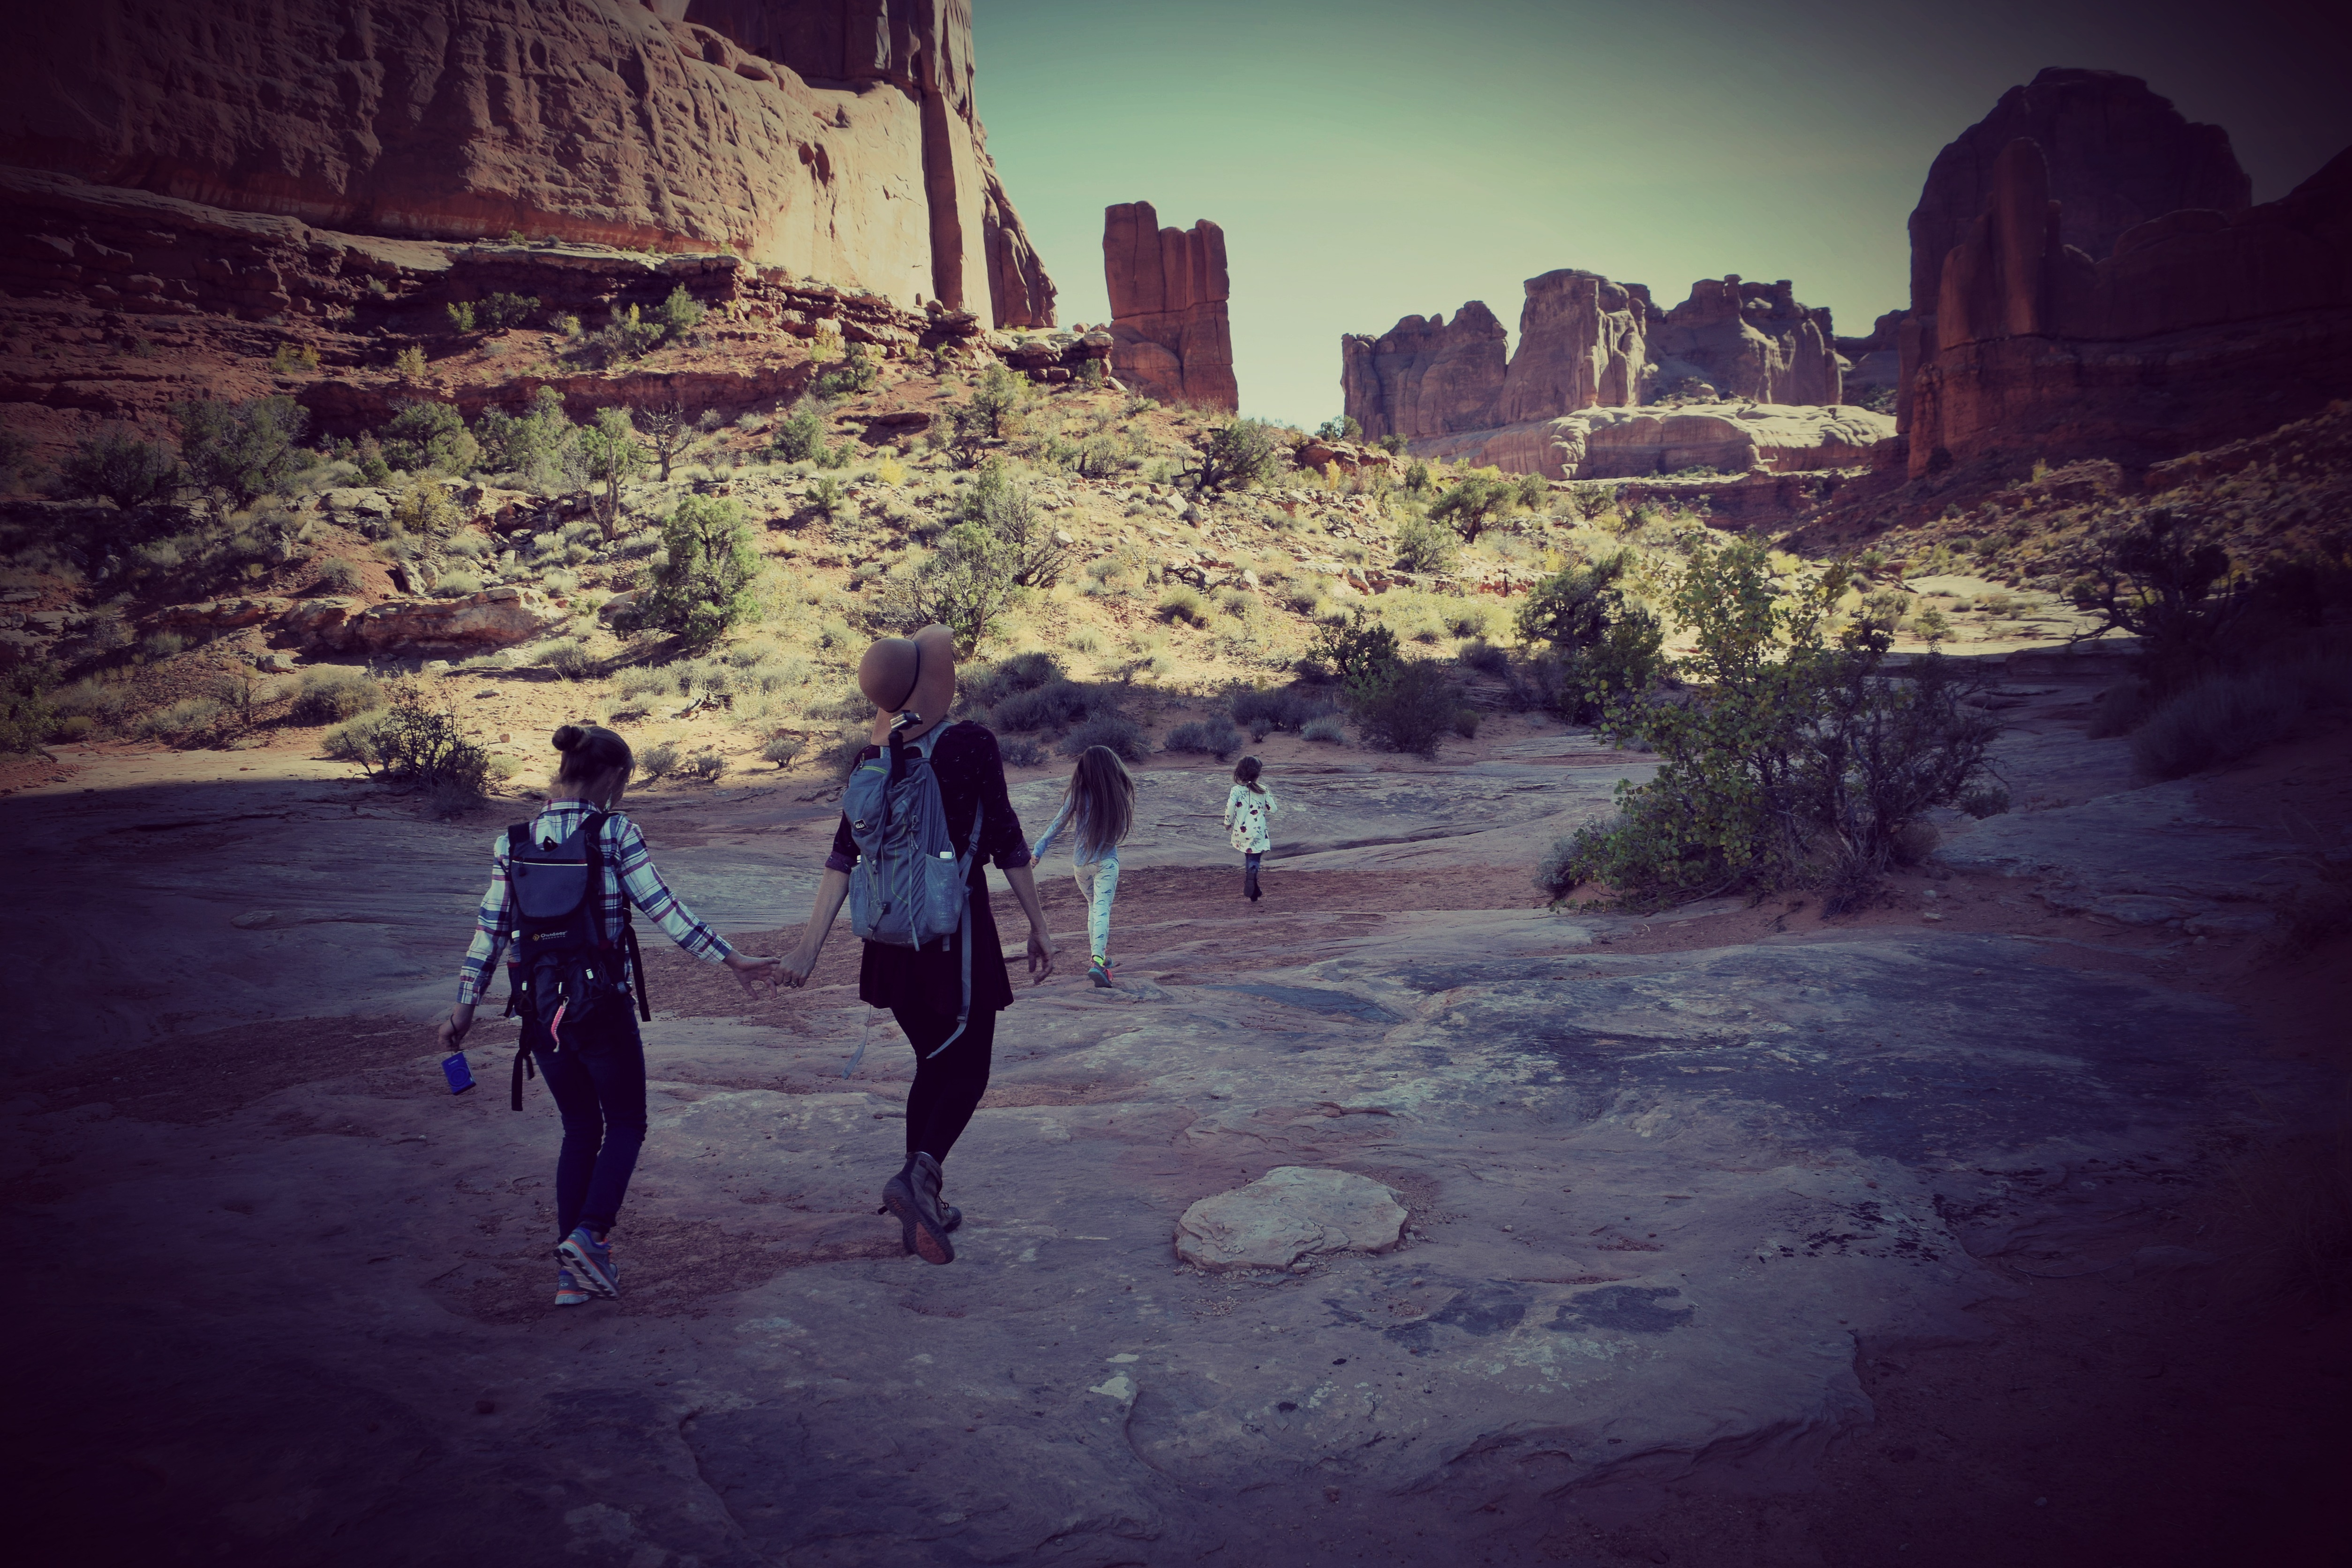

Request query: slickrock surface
[{"left": 10, "top": 660, "right": 2344, "bottom": 1566}]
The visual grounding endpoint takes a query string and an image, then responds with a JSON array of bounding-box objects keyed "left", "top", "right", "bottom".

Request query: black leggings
[
  {"left": 893, "top": 1003, "right": 997, "bottom": 1164},
  {"left": 527, "top": 1009, "right": 647, "bottom": 1241}
]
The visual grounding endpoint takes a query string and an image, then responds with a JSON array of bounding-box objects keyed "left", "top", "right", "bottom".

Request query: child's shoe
[
  {"left": 558, "top": 1226, "right": 620, "bottom": 1298},
  {"left": 1088, "top": 955, "right": 1114, "bottom": 988}
]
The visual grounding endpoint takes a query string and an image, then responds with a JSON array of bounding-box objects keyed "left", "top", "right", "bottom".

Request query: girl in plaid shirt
[{"left": 439, "top": 724, "right": 776, "bottom": 1306}]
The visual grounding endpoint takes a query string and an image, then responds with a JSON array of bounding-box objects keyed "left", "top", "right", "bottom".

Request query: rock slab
[{"left": 1176, "top": 1166, "right": 1406, "bottom": 1270}]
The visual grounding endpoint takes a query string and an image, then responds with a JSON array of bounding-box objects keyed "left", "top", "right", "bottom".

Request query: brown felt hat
[{"left": 857, "top": 623, "right": 957, "bottom": 742}]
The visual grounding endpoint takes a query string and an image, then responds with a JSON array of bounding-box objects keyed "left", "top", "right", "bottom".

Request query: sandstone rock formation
[
  {"left": 1340, "top": 303, "right": 1509, "bottom": 442},
  {"left": 0, "top": 0, "right": 1055, "bottom": 327},
  {"left": 1650, "top": 277, "right": 1839, "bottom": 406},
  {"left": 1101, "top": 203, "right": 1236, "bottom": 412},
  {"left": 282, "top": 587, "right": 562, "bottom": 653},
  {"left": 1412, "top": 403, "right": 1894, "bottom": 482},
  {"left": 1345, "top": 272, "right": 1842, "bottom": 444},
  {"left": 1906, "top": 135, "right": 2352, "bottom": 476}
]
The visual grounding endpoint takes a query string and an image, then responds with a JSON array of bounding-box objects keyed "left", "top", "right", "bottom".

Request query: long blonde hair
[{"left": 1063, "top": 745, "right": 1135, "bottom": 857}]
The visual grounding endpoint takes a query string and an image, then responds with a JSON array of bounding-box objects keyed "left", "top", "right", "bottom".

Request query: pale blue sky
[{"left": 972, "top": 0, "right": 2349, "bottom": 427}]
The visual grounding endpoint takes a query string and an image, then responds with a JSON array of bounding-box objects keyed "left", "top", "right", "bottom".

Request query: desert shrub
[
  {"left": 896, "top": 523, "right": 1019, "bottom": 654},
  {"left": 1349, "top": 659, "right": 1462, "bottom": 758},
  {"left": 585, "top": 304, "right": 668, "bottom": 365},
  {"left": 991, "top": 678, "right": 1112, "bottom": 733},
  {"left": 1459, "top": 640, "right": 1509, "bottom": 675},
  {"left": 1165, "top": 717, "right": 1242, "bottom": 759},
  {"left": 955, "top": 362, "right": 1030, "bottom": 441},
  {"left": 1514, "top": 552, "right": 1664, "bottom": 721},
  {"left": 287, "top": 666, "right": 385, "bottom": 725},
  {"left": 445, "top": 301, "right": 476, "bottom": 334},
  {"left": 640, "top": 495, "right": 757, "bottom": 649},
  {"left": 57, "top": 426, "right": 180, "bottom": 512},
  {"left": 1392, "top": 513, "right": 1456, "bottom": 573},
  {"left": 961, "top": 650, "right": 1062, "bottom": 709},
  {"left": 638, "top": 740, "right": 681, "bottom": 780},
  {"left": 1232, "top": 686, "right": 1335, "bottom": 735},
  {"left": 354, "top": 435, "right": 393, "bottom": 486},
  {"left": 1445, "top": 602, "right": 1498, "bottom": 640},
  {"left": 1310, "top": 610, "right": 1401, "bottom": 689},
  {"left": 814, "top": 342, "right": 878, "bottom": 398},
  {"left": 393, "top": 345, "right": 428, "bottom": 379},
  {"left": 51, "top": 676, "right": 134, "bottom": 731},
  {"left": 1538, "top": 540, "right": 1999, "bottom": 909},
  {"left": 1060, "top": 713, "right": 1147, "bottom": 762},
  {"left": 537, "top": 638, "right": 599, "bottom": 679},
  {"left": 1959, "top": 781, "right": 2013, "bottom": 818},
  {"left": 1428, "top": 469, "right": 1520, "bottom": 542},
  {"left": 433, "top": 568, "right": 483, "bottom": 598},
  {"left": 1910, "top": 605, "right": 1952, "bottom": 644},
  {"left": 2066, "top": 511, "right": 2320, "bottom": 695},
  {"left": 2087, "top": 680, "right": 2160, "bottom": 739},
  {"left": 1453, "top": 706, "right": 1482, "bottom": 739},
  {"left": 2129, "top": 653, "right": 2352, "bottom": 780},
  {"left": 657, "top": 286, "right": 705, "bottom": 339},
  {"left": 391, "top": 479, "right": 458, "bottom": 538},
  {"left": 349, "top": 688, "right": 490, "bottom": 815},
  {"left": 316, "top": 558, "right": 363, "bottom": 593},
  {"left": 683, "top": 749, "right": 728, "bottom": 782},
  {"left": 1303, "top": 713, "right": 1347, "bottom": 745},
  {"left": 1185, "top": 418, "right": 1284, "bottom": 493},
  {"left": 376, "top": 400, "right": 475, "bottom": 475},
  {"left": 958, "top": 457, "right": 1065, "bottom": 587},
  {"left": 761, "top": 732, "right": 806, "bottom": 769},
  {"left": 0, "top": 653, "right": 60, "bottom": 753},
  {"left": 140, "top": 627, "right": 187, "bottom": 659},
  {"left": 322, "top": 710, "right": 394, "bottom": 763},
  {"left": 137, "top": 695, "right": 225, "bottom": 745},
  {"left": 481, "top": 292, "right": 540, "bottom": 330},
  {"left": 270, "top": 342, "right": 320, "bottom": 374},
  {"left": 1566, "top": 483, "right": 1618, "bottom": 521},
  {"left": 1158, "top": 585, "right": 1208, "bottom": 626},
  {"left": 999, "top": 736, "right": 1048, "bottom": 767},
  {"left": 474, "top": 387, "right": 574, "bottom": 481}
]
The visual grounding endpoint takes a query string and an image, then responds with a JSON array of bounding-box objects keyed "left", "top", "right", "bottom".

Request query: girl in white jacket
[{"left": 1223, "top": 755, "right": 1277, "bottom": 903}]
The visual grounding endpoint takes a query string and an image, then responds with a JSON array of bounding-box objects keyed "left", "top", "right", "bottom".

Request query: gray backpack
[{"left": 842, "top": 724, "right": 985, "bottom": 1069}]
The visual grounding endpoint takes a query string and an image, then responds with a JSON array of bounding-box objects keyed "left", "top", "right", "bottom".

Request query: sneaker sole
[
  {"left": 1089, "top": 968, "right": 1111, "bottom": 988},
  {"left": 882, "top": 1187, "right": 955, "bottom": 1265},
  {"left": 557, "top": 1236, "right": 621, "bottom": 1298}
]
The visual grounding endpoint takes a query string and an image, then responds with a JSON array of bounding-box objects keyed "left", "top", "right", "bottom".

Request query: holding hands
[{"left": 725, "top": 949, "right": 781, "bottom": 998}]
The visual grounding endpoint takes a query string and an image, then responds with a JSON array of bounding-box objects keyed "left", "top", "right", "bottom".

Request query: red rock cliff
[
  {"left": 1907, "top": 136, "right": 2352, "bottom": 476},
  {"left": 1898, "top": 68, "right": 2249, "bottom": 428},
  {"left": 1103, "top": 201, "right": 1236, "bottom": 412},
  {"left": 1340, "top": 304, "right": 1509, "bottom": 442},
  {"left": 1650, "top": 277, "right": 1839, "bottom": 407},
  {"left": 0, "top": 0, "right": 1055, "bottom": 327}
]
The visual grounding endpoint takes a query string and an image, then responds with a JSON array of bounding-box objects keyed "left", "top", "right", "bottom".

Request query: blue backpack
[{"left": 841, "top": 724, "right": 985, "bottom": 1070}]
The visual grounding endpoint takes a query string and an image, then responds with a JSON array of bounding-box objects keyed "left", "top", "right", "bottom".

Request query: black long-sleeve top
[{"left": 826, "top": 721, "right": 1032, "bottom": 1017}]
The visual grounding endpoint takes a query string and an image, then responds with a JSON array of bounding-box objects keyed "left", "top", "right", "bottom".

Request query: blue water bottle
[{"left": 442, "top": 1051, "right": 477, "bottom": 1094}]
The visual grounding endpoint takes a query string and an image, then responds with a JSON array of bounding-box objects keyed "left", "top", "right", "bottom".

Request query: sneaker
[
  {"left": 883, "top": 1153, "right": 957, "bottom": 1265},
  {"left": 554, "top": 1266, "right": 592, "bottom": 1308},
  {"left": 1088, "top": 956, "right": 1113, "bottom": 988},
  {"left": 558, "top": 1226, "right": 620, "bottom": 1298}
]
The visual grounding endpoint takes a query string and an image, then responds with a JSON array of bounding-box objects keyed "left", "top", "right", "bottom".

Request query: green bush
[
  {"left": 537, "top": 638, "right": 599, "bottom": 679},
  {"left": 990, "top": 677, "right": 1111, "bottom": 732},
  {"left": 958, "top": 457, "right": 1064, "bottom": 587},
  {"left": 684, "top": 749, "right": 728, "bottom": 782},
  {"left": 138, "top": 695, "right": 225, "bottom": 745},
  {"left": 0, "top": 653, "right": 60, "bottom": 753},
  {"left": 1231, "top": 686, "right": 1334, "bottom": 734},
  {"left": 1302, "top": 712, "right": 1346, "bottom": 744},
  {"left": 376, "top": 400, "right": 475, "bottom": 475},
  {"left": 814, "top": 341, "right": 878, "bottom": 397},
  {"left": 316, "top": 558, "right": 363, "bottom": 593},
  {"left": 288, "top": 667, "right": 385, "bottom": 725},
  {"left": 1349, "top": 659, "right": 1462, "bottom": 758},
  {"left": 761, "top": 733, "right": 806, "bottom": 769},
  {"left": 481, "top": 292, "right": 540, "bottom": 330},
  {"left": 960, "top": 650, "right": 1062, "bottom": 709},
  {"left": 1428, "top": 469, "right": 1521, "bottom": 542},
  {"left": 955, "top": 362, "right": 1029, "bottom": 441},
  {"left": 640, "top": 495, "right": 757, "bottom": 650},
  {"left": 445, "top": 301, "right": 476, "bottom": 334},
  {"left": 1060, "top": 713, "right": 1147, "bottom": 762},
  {"left": 1539, "top": 539, "right": 1999, "bottom": 910},
  {"left": 1314, "top": 416, "right": 1364, "bottom": 442},
  {"left": 1158, "top": 585, "right": 1208, "bottom": 626},
  {"left": 1184, "top": 418, "right": 1284, "bottom": 493},
  {"left": 474, "top": 387, "right": 573, "bottom": 481},
  {"left": 1459, "top": 641, "right": 1509, "bottom": 675},
  {"left": 639, "top": 740, "right": 681, "bottom": 780},
  {"left": 898, "top": 523, "right": 1019, "bottom": 655},
  {"left": 1514, "top": 553, "right": 1663, "bottom": 721},
  {"left": 347, "top": 688, "right": 490, "bottom": 815},
  {"left": 1310, "top": 610, "right": 1401, "bottom": 689},
  {"left": 1165, "top": 717, "right": 1242, "bottom": 759},
  {"left": 57, "top": 426, "right": 180, "bottom": 512},
  {"left": 1378, "top": 434, "right": 1408, "bottom": 455},
  {"left": 1392, "top": 513, "right": 1456, "bottom": 573},
  {"left": 657, "top": 286, "right": 706, "bottom": 339}
]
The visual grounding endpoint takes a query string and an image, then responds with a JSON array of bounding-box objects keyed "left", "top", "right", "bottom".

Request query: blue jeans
[
  {"left": 1074, "top": 855, "right": 1120, "bottom": 962},
  {"left": 528, "top": 1007, "right": 647, "bottom": 1241},
  {"left": 1243, "top": 851, "right": 1262, "bottom": 899}
]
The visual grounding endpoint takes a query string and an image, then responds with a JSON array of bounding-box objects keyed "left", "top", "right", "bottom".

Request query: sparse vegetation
[
  {"left": 641, "top": 495, "right": 758, "bottom": 650},
  {"left": 1185, "top": 419, "right": 1284, "bottom": 494},
  {"left": 57, "top": 426, "right": 179, "bottom": 512},
  {"left": 1164, "top": 717, "right": 1242, "bottom": 759}
]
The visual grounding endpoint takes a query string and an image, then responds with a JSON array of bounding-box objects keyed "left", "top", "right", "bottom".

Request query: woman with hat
[{"left": 777, "top": 623, "right": 1056, "bottom": 1265}]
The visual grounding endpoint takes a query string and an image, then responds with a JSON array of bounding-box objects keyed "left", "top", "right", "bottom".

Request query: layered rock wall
[
  {"left": 1899, "top": 68, "right": 2251, "bottom": 430},
  {"left": 0, "top": 0, "right": 1055, "bottom": 327},
  {"left": 1907, "top": 136, "right": 2352, "bottom": 476},
  {"left": 1102, "top": 202, "right": 1236, "bottom": 412},
  {"left": 1412, "top": 404, "right": 1894, "bottom": 483},
  {"left": 1344, "top": 272, "right": 1842, "bottom": 443},
  {"left": 1339, "top": 304, "right": 1509, "bottom": 442}
]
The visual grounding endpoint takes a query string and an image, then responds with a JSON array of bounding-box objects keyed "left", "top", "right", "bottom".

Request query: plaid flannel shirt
[{"left": 456, "top": 801, "right": 733, "bottom": 1006}]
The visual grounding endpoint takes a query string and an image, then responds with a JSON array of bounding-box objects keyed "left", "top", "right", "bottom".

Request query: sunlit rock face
[
  {"left": 0, "top": 0, "right": 1056, "bottom": 326},
  {"left": 1103, "top": 201, "right": 1236, "bottom": 412}
]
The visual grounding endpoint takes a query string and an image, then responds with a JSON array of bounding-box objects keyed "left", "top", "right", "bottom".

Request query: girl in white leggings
[{"left": 1031, "top": 745, "right": 1136, "bottom": 988}]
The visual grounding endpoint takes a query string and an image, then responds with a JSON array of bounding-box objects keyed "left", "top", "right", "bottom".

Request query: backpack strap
[
  {"left": 922, "top": 796, "right": 989, "bottom": 1061},
  {"left": 579, "top": 809, "right": 655, "bottom": 1021},
  {"left": 500, "top": 821, "right": 533, "bottom": 1020},
  {"left": 510, "top": 1036, "right": 535, "bottom": 1112}
]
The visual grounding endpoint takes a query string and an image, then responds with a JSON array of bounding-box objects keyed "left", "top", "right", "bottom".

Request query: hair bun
[{"left": 551, "top": 724, "right": 585, "bottom": 752}]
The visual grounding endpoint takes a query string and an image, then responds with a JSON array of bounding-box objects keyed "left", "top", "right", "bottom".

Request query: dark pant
[
  {"left": 893, "top": 1003, "right": 997, "bottom": 1164},
  {"left": 1243, "top": 851, "right": 1262, "bottom": 900},
  {"left": 528, "top": 1007, "right": 648, "bottom": 1242}
]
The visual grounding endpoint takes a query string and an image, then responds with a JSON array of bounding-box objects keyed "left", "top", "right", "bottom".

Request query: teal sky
[{"left": 971, "top": 0, "right": 2350, "bottom": 428}]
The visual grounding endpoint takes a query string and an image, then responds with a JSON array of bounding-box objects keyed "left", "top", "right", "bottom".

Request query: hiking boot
[
  {"left": 555, "top": 1266, "right": 592, "bottom": 1308},
  {"left": 1088, "top": 956, "right": 1113, "bottom": 988},
  {"left": 884, "top": 1153, "right": 957, "bottom": 1265},
  {"left": 558, "top": 1227, "right": 619, "bottom": 1298}
]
